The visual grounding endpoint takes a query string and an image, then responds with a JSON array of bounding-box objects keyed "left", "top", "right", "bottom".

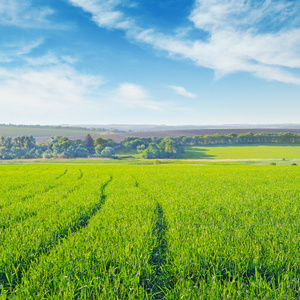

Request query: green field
[
  {"left": 182, "top": 144, "right": 300, "bottom": 159},
  {"left": 1, "top": 164, "right": 300, "bottom": 299}
]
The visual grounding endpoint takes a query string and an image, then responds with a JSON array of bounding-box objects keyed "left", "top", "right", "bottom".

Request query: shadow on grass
[
  {"left": 182, "top": 148, "right": 216, "bottom": 159},
  {"left": 142, "top": 203, "right": 174, "bottom": 299}
]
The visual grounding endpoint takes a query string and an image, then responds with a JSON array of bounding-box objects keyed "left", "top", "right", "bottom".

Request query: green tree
[
  {"left": 0, "top": 146, "right": 6, "bottom": 158},
  {"left": 95, "top": 145, "right": 104, "bottom": 156},
  {"left": 101, "top": 147, "right": 116, "bottom": 158},
  {"left": 94, "top": 137, "right": 106, "bottom": 147},
  {"left": 58, "top": 137, "right": 71, "bottom": 150},
  {"left": 160, "top": 137, "right": 178, "bottom": 154},
  {"left": 43, "top": 150, "right": 53, "bottom": 159},
  {"left": 137, "top": 144, "right": 146, "bottom": 153},
  {"left": 142, "top": 143, "right": 161, "bottom": 159},
  {"left": 84, "top": 134, "right": 94, "bottom": 148},
  {"left": 75, "top": 146, "right": 89, "bottom": 158}
]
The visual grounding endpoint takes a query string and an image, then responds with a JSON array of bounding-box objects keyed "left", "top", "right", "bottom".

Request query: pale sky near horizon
[{"left": 1, "top": 0, "right": 300, "bottom": 125}]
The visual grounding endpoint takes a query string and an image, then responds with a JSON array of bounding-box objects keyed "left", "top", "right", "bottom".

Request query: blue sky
[{"left": 1, "top": 0, "right": 300, "bottom": 125}]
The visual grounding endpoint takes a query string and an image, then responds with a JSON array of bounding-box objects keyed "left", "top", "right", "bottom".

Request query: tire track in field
[
  {"left": 55, "top": 169, "right": 68, "bottom": 180},
  {"left": 77, "top": 169, "right": 83, "bottom": 180},
  {"left": 146, "top": 202, "right": 172, "bottom": 300},
  {"left": 0, "top": 181, "right": 61, "bottom": 212},
  {"left": 131, "top": 176, "right": 173, "bottom": 299},
  {"left": 2, "top": 176, "right": 113, "bottom": 293},
  {"left": 0, "top": 168, "right": 55, "bottom": 198},
  {"left": 2, "top": 169, "right": 70, "bottom": 208},
  {"left": 0, "top": 169, "right": 85, "bottom": 230}
]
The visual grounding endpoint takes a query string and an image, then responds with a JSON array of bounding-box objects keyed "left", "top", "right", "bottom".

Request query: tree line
[{"left": 0, "top": 132, "right": 300, "bottom": 160}]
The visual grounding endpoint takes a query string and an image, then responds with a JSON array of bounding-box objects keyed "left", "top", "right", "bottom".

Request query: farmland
[
  {"left": 0, "top": 125, "right": 116, "bottom": 143},
  {"left": 181, "top": 145, "right": 300, "bottom": 159},
  {"left": 0, "top": 164, "right": 300, "bottom": 299}
]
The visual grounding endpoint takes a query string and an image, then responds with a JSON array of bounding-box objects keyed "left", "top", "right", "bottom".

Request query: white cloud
[
  {"left": 0, "top": 58, "right": 165, "bottom": 124},
  {"left": 116, "top": 83, "right": 163, "bottom": 110},
  {"left": 67, "top": 0, "right": 133, "bottom": 29},
  {"left": 0, "top": 39, "right": 44, "bottom": 63},
  {"left": 67, "top": 0, "right": 300, "bottom": 85},
  {"left": 189, "top": 0, "right": 295, "bottom": 31},
  {"left": 0, "top": 62, "right": 104, "bottom": 117},
  {"left": 169, "top": 86, "right": 197, "bottom": 98},
  {"left": 0, "top": 0, "right": 54, "bottom": 28},
  {"left": 118, "top": 83, "right": 147, "bottom": 99},
  {"left": 23, "top": 52, "right": 60, "bottom": 66}
]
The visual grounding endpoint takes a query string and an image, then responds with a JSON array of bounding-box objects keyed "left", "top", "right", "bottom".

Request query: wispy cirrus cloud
[
  {"left": 189, "top": 0, "right": 296, "bottom": 32},
  {"left": 67, "top": 0, "right": 300, "bottom": 85},
  {"left": 0, "top": 39, "right": 44, "bottom": 63},
  {"left": 67, "top": 0, "right": 134, "bottom": 30},
  {"left": 169, "top": 86, "right": 196, "bottom": 98}
]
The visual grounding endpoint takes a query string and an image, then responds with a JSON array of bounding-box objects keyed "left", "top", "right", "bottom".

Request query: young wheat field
[{"left": 0, "top": 164, "right": 299, "bottom": 299}]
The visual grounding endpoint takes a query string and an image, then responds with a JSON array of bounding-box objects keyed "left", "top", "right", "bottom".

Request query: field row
[{"left": 0, "top": 165, "right": 299, "bottom": 299}]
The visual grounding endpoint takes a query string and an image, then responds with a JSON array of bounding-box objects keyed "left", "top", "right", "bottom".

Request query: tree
[
  {"left": 142, "top": 143, "right": 162, "bottom": 159},
  {"left": 137, "top": 144, "right": 146, "bottom": 153},
  {"left": 0, "top": 146, "right": 6, "bottom": 158},
  {"left": 84, "top": 134, "right": 94, "bottom": 148},
  {"left": 58, "top": 136, "right": 71, "bottom": 150},
  {"left": 63, "top": 146, "right": 76, "bottom": 158},
  {"left": 174, "top": 136, "right": 186, "bottom": 145},
  {"left": 182, "top": 136, "right": 193, "bottom": 145},
  {"left": 75, "top": 146, "right": 89, "bottom": 158},
  {"left": 4, "top": 137, "right": 13, "bottom": 150},
  {"left": 95, "top": 145, "right": 104, "bottom": 156},
  {"left": 35, "top": 149, "right": 43, "bottom": 158},
  {"left": 142, "top": 148, "right": 153, "bottom": 159},
  {"left": 94, "top": 137, "right": 114, "bottom": 148},
  {"left": 160, "top": 137, "right": 178, "bottom": 154},
  {"left": 52, "top": 143, "right": 61, "bottom": 156},
  {"left": 119, "top": 137, "right": 139, "bottom": 145},
  {"left": 101, "top": 147, "right": 116, "bottom": 158},
  {"left": 43, "top": 150, "right": 53, "bottom": 159},
  {"left": 193, "top": 135, "right": 203, "bottom": 145},
  {"left": 94, "top": 137, "right": 106, "bottom": 147}
]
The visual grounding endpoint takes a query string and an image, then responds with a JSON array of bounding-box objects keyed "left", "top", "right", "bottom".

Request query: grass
[
  {"left": 115, "top": 149, "right": 141, "bottom": 158},
  {"left": 182, "top": 144, "right": 300, "bottom": 159},
  {"left": 1, "top": 157, "right": 300, "bottom": 166},
  {"left": 1, "top": 165, "right": 300, "bottom": 299}
]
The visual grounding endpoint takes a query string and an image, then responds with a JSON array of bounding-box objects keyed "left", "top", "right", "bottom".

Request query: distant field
[
  {"left": 0, "top": 126, "right": 109, "bottom": 141},
  {"left": 182, "top": 144, "right": 300, "bottom": 159},
  {"left": 2, "top": 126, "right": 300, "bottom": 143},
  {"left": 104, "top": 128, "right": 300, "bottom": 142}
]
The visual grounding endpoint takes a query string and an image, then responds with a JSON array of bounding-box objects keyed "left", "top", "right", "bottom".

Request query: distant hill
[
  {"left": 77, "top": 123, "right": 300, "bottom": 132},
  {"left": 2, "top": 124, "right": 300, "bottom": 144},
  {"left": 0, "top": 124, "right": 124, "bottom": 142}
]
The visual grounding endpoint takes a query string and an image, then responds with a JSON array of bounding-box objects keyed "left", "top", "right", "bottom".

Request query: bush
[
  {"left": 292, "top": 163, "right": 297, "bottom": 166},
  {"left": 270, "top": 162, "right": 276, "bottom": 166},
  {"left": 153, "top": 159, "right": 162, "bottom": 165}
]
